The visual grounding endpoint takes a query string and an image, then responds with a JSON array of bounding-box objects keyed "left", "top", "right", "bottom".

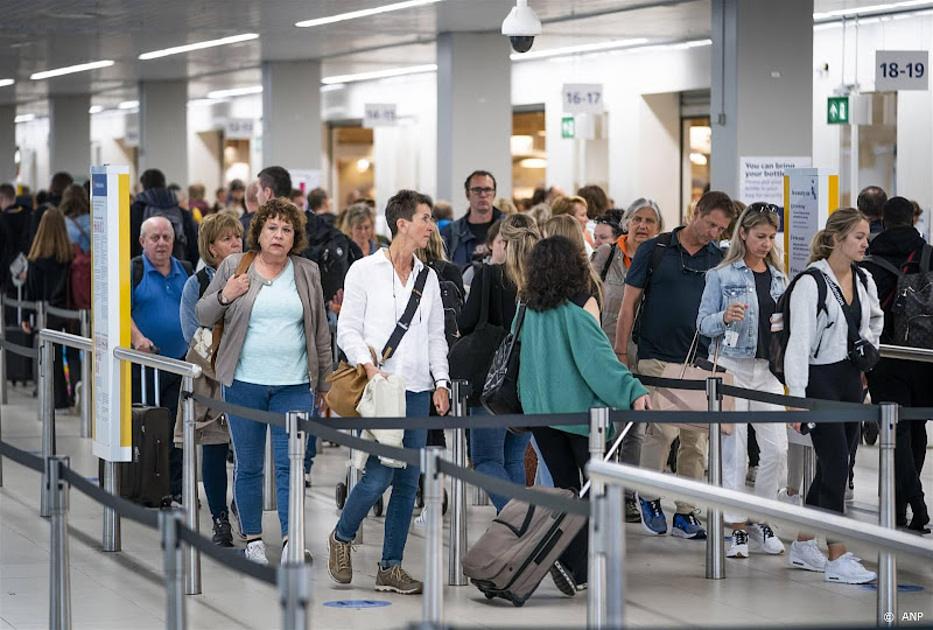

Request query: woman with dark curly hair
[
  {"left": 197, "top": 197, "right": 332, "bottom": 565},
  {"left": 519, "top": 235, "right": 650, "bottom": 594}
]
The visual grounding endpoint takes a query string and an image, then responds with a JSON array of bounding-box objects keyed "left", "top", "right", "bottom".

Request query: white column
[
  {"left": 436, "top": 32, "right": 512, "bottom": 212},
  {"left": 710, "top": 0, "right": 813, "bottom": 196},
  {"left": 0, "top": 105, "right": 14, "bottom": 183},
  {"left": 49, "top": 94, "right": 90, "bottom": 179},
  {"left": 261, "top": 60, "right": 322, "bottom": 171},
  {"left": 139, "top": 80, "right": 189, "bottom": 185}
]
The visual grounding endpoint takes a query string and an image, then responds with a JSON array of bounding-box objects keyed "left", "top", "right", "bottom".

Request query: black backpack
[
  {"left": 304, "top": 219, "right": 357, "bottom": 303},
  {"left": 427, "top": 261, "right": 464, "bottom": 348},
  {"left": 863, "top": 245, "right": 933, "bottom": 349},
  {"left": 142, "top": 203, "right": 188, "bottom": 261}
]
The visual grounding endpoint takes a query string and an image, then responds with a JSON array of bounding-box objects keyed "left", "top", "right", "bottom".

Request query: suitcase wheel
[
  {"left": 483, "top": 591, "right": 496, "bottom": 600},
  {"left": 373, "top": 495, "right": 384, "bottom": 517},
  {"left": 512, "top": 598, "right": 525, "bottom": 608},
  {"left": 335, "top": 482, "right": 347, "bottom": 509}
]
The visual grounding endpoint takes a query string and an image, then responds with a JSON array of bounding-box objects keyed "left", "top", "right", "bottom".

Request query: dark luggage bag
[
  {"left": 4, "top": 325, "right": 34, "bottom": 384},
  {"left": 99, "top": 404, "right": 172, "bottom": 507}
]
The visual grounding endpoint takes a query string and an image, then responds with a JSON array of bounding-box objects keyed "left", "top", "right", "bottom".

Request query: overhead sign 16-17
[{"left": 562, "top": 84, "right": 604, "bottom": 114}]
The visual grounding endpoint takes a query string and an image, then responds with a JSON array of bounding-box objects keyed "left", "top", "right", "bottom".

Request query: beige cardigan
[{"left": 196, "top": 253, "right": 333, "bottom": 390}]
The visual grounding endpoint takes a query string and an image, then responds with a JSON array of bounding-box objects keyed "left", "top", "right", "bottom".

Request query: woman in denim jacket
[{"left": 697, "top": 203, "right": 788, "bottom": 560}]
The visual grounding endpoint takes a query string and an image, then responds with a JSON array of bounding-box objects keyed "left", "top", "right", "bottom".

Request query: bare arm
[{"left": 614, "top": 285, "right": 643, "bottom": 366}]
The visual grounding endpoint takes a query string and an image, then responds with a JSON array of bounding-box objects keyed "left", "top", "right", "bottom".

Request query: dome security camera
[{"left": 501, "top": 0, "right": 541, "bottom": 54}]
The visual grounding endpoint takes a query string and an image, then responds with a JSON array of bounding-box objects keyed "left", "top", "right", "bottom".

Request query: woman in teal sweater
[{"left": 519, "top": 235, "right": 650, "bottom": 595}]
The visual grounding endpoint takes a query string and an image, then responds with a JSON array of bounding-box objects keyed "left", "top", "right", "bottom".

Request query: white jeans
[{"left": 717, "top": 356, "right": 789, "bottom": 524}]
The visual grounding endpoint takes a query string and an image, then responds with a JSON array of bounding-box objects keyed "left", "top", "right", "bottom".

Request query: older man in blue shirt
[{"left": 131, "top": 216, "right": 192, "bottom": 502}]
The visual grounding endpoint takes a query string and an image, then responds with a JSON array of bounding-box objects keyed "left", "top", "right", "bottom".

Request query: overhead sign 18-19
[{"left": 875, "top": 50, "right": 928, "bottom": 91}]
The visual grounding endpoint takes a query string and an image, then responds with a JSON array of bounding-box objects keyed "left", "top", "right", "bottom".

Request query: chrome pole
[
  {"left": 346, "top": 431, "right": 363, "bottom": 543},
  {"left": 0, "top": 294, "right": 7, "bottom": 405},
  {"left": 79, "top": 310, "right": 91, "bottom": 438},
  {"left": 47, "top": 456, "right": 72, "bottom": 630},
  {"left": 705, "top": 376, "right": 725, "bottom": 580},
  {"left": 877, "top": 402, "right": 898, "bottom": 627},
  {"left": 160, "top": 510, "right": 187, "bottom": 630},
  {"left": 286, "top": 411, "right": 306, "bottom": 565},
  {"left": 279, "top": 562, "right": 312, "bottom": 630},
  {"left": 422, "top": 447, "right": 444, "bottom": 627},
  {"left": 604, "top": 484, "right": 626, "bottom": 628},
  {"left": 102, "top": 460, "right": 121, "bottom": 551},
  {"left": 264, "top": 426, "right": 276, "bottom": 511},
  {"left": 448, "top": 380, "right": 468, "bottom": 586},
  {"left": 587, "top": 407, "right": 609, "bottom": 629},
  {"left": 802, "top": 443, "right": 816, "bottom": 499},
  {"left": 35, "top": 300, "right": 46, "bottom": 390},
  {"left": 181, "top": 375, "right": 201, "bottom": 595},
  {"left": 39, "top": 336, "right": 53, "bottom": 518}
]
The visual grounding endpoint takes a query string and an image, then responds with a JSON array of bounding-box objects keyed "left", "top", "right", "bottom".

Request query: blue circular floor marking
[
  {"left": 323, "top": 599, "right": 392, "bottom": 609},
  {"left": 860, "top": 583, "right": 925, "bottom": 593}
]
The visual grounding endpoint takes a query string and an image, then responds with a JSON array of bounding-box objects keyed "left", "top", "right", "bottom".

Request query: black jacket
[
  {"left": 458, "top": 263, "right": 516, "bottom": 335},
  {"left": 861, "top": 226, "right": 928, "bottom": 342}
]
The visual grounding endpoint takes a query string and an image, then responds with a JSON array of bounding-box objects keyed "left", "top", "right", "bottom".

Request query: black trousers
[
  {"left": 530, "top": 426, "right": 590, "bottom": 584},
  {"left": 805, "top": 361, "right": 863, "bottom": 516},
  {"left": 131, "top": 363, "right": 183, "bottom": 497}
]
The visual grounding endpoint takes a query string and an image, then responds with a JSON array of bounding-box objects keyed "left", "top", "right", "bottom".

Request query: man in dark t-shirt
[
  {"left": 616, "top": 190, "right": 735, "bottom": 540},
  {"left": 441, "top": 170, "right": 503, "bottom": 269}
]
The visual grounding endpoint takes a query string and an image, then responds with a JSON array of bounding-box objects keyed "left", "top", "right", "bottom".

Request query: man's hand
[
  {"left": 433, "top": 387, "right": 450, "bottom": 416},
  {"left": 632, "top": 394, "right": 651, "bottom": 411},
  {"left": 132, "top": 332, "right": 156, "bottom": 352}
]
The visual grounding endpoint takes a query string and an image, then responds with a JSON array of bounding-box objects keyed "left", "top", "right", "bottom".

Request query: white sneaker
[
  {"left": 244, "top": 539, "right": 268, "bottom": 565},
  {"left": 281, "top": 540, "right": 313, "bottom": 564},
  {"left": 824, "top": 553, "right": 876, "bottom": 584},
  {"left": 778, "top": 488, "right": 802, "bottom": 507},
  {"left": 788, "top": 539, "right": 827, "bottom": 572},
  {"left": 749, "top": 522, "right": 785, "bottom": 555},
  {"left": 727, "top": 529, "right": 749, "bottom": 558}
]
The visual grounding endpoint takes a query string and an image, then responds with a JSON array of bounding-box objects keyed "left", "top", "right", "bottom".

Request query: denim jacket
[{"left": 696, "top": 259, "right": 786, "bottom": 358}]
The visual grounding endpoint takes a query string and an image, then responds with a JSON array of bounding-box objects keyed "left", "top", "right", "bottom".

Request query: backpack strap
[
  {"left": 380, "top": 266, "right": 430, "bottom": 362},
  {"left": 179, "top": 260, "right": 193, "bottom": 277},
  {"left": 802, "top": 268, "right": 829, "bottom": 319},
  {"left": 195, "top": 268, "right": 212, "bottom": 299},
  {"left": 921, "top": 244, "right": 933, "bottom": 273},
  {"left": 131, "top": 256, "right": 144, "bottom": 289},
  {"left": 862, "top": 255, "right": 903, "bottom": 279},
  {"left": 476, "top": 264, "right": 493, "bottom": 331},
  {"left": 599, "top": 244, "right": 617, "bottom": 282}
]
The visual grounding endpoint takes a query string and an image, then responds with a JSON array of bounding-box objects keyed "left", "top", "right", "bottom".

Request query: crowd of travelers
[{"left": 1, "top": 163, "right": 929, "bottom": 597}]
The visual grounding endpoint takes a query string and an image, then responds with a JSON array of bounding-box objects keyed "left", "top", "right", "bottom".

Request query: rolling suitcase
[
  {"left": 99, "top": 404, "right": 172, "bottom": 507},
  {"left": 462, "top": 421, "right": 634, "bottom": 607},
  {"left": 4, "top": 325, "right": 34, "bottom": 385}
]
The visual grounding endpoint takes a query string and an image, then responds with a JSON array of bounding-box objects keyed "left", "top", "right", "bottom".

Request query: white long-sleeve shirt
[
  {"left": 337, "top": 249, "right": 450, "bottom": 393},
  {"left": 784, "top": 259, "right": 883, "bottom": 398}
]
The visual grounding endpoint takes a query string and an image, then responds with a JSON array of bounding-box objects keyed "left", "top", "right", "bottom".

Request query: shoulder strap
[
  {"left": 131, "top": 256, "right": 143, "bottom": 289},
  {"left": 642, "top": 232, "right": 672, "bottom": 293},
  {"left": 820, "top": 269, "right": 861, "bottom": 345},
  {"left": 801, "top": 268, "right": 829, "bottom": 318},
  {"left": 862, "top": 255, "right": 903, "bottom": 279},
  {"left": 180, "top": 260, "right": 193, "bottom": 277},
  {"left": 236, "top": 251, "right": 256, "bottom": 276},
  {"left": 381, "top": 266, "right": 430, "bottom": 362},
  {"left": 477, "top": 264, "right": 493, "bottom": 330},
  {"left": 600, "top": 244, "right": 617, "bottom": 282},
  {"left": 922, "top": 244, "right": 933, "bottom": 273},
  {"left": 196, "top": 268, "right": 212, "bottom": 298}
]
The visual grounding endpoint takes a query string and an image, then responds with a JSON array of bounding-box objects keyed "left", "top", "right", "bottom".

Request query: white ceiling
[{"left": 0, "top": 0, "right": 925, "bottom": 112}]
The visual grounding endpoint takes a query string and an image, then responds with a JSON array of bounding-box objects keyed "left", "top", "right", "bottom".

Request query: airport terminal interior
[{"left": 1, "top": 0, "right": 933, "bottom": 628}]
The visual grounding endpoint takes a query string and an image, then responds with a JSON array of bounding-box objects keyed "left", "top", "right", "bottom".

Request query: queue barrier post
[
  {"left": 78, "top": 309, "right": 91, "bottom": 438},
  {"left": 346, "top": 429, "right": 363, "bottom": 543},
  {"left": 0, "top": 294, "right": 7, "bottom": 406},
  {"left": 877, "top": 402, "right": 898, "bottom": 627},
  {"left": 47, "top": 455, "right": 72, "bottom": 630},
  {"left": 264, "top": 426, "right": 276, "bottom": 511},
  {"left": 39, "top": 335, "right": 54, "bottom": 518},
  {"left": 586, "top": 406, "right": 610, "bottom": 628},
  {"left": 422, "top": 447, "right": 444, "bottom": 627},
  {"left": 181, "top": 375, "right": 201, "bottom": 595},
  {"left": 35, "top": 300, "right": 46, "bottom": 388},
  {"left": 101, "top": 460, "right": 121, "bottom": 551},
  {"left": 448, "top": 379, "right": 469, "bottom": 587},
  {"left": 279, "top": 562, "right": 312, "bottom": 630},
  {"left": 286, "top": 411, "right": 307, "bottom": 564},
  {"left": 705, "top": 376, "right": 725, "bottom": 580},
  {"left": 159, "top": 509, "right": 187, "bottom": 630}
]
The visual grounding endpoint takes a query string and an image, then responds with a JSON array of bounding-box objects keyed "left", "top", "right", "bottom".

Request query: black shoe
[
  {"left": 625, "top": 498, "right": 641, "bottom": 523},
  {"left": 212, "top": 512, "right": 234, "bottom": 547},
  {"left": 549, "top": 561, "right": 577, "bottom": 597},
  {"left": 907, "top": 500, "right": 930, "bottom": 534}
]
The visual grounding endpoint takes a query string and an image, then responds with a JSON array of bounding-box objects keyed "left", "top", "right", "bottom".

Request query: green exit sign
[
  {"left": 561, "top": 115, "right": 575, "bottom": 138},
  {"left": 827, "top": 96, "right": 849, "bottom": 124}
]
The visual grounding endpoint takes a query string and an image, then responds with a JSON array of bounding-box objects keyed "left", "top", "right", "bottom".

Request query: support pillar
[
  {"left": 49, "top": 95, "right": 90, "bottom": 179},
  {"left": 261, "top": 61, "right": 322, "bottom": 172},
  {"left": 0, "top": 105, "right": 15, "bottom": 183},
  {"left": 139, "top": 81, "right": 188, "bottom": 186}
]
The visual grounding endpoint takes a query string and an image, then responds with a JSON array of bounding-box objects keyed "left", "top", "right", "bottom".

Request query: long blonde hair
[
  {"left": 808, "top": 207, "right": 867, "bottom": 264},
  {"left": 719, "top": 203, "right": 782, "bottom": 269},
  {"left": 28, "top": 207, "right": 73, "bottom": 264},
  {"left": 542, "top": 215, "right": 603, "bottom": 304},
  {"left": 500, "top": 213, "right": 540, "bottom": 295}
]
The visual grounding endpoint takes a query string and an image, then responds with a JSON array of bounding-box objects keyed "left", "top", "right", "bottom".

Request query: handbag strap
[
  {"left": 679, "top": 329, "right": 701, "bottom": 378},
  {"left": 477, "top": 264, "right": 493, "bottom": 331},
  {"left": 380, "top": 266, "right": 430, "bottom": 363}
]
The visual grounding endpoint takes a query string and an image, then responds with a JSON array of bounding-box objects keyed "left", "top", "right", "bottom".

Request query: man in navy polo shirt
[
  {"left": 131, "top": 215, "right": 192, "bottom": 502},
  {"left": 615, "top": 191, "right": 735, "bottom": 540}
]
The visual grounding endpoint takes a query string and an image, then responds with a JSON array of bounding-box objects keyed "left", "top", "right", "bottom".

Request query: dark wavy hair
[
  {"left": 524, "top": 236, "right": 591, "bottom": 311},
  {"left": 247, "top": 197, "right": 308, "bottom": 255}
]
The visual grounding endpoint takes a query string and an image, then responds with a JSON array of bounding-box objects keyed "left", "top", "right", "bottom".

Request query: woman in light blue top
[
  {"left": 59, "top": 184, "right": 91, "bottom": 254},
  {"left": 697, "top": 203, "right": 788, "bottom": 560}
]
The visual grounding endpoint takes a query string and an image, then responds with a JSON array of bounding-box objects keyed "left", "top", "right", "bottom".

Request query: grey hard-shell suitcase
[{"left": 462, "top": 421, "right": 634, "bottom": 607}]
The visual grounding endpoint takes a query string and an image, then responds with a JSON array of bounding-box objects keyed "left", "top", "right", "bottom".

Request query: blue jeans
[
  {"left": 224, "top": 380, "right": 314, "bottom": 537},
  {"left": 304, "top": 433, "right": 317, "bottom": 474},
  {"left": 531, "top": 437, "right": 554, "bottom": 488},
  {"left": 335, "top": 390, "right": 430, "bottom": 568},
  {"left": 470, "top": 407, "right": 531, "bottom": 512},
  {"left": 201, "top": 443, "right": 229, "bottom": 519}
]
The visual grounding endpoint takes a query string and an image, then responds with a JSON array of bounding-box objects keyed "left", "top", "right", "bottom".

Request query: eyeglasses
[
  {"left": 680, "top": 247, "right": 710, "bottom": 276},
  {"left": 747, "top": 202, "right": 781, "bottom": 215},
  {"left": 469, "top": 187, "right": 496, "bottom": 196}
]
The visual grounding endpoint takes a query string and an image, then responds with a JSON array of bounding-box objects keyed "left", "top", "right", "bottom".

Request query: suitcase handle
[{"left": 492, "top": 503, "right": 537, "bottom": 538}]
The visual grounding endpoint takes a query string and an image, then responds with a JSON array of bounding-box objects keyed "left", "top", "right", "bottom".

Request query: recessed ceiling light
[
  {"left": 207, "top": 85, "right": 263, "bottom": 99},
  {"left": 138, "top": 33, "right": 259, "bottom": 60},
  {"left": 0, "top": 79, "right": 15, "bottom": 88},
  {"left": 118, "top": 100, "right": 139, "bottom": 110},
  {"left": 296, "top": 0, "right": 442, "bottom": 28},
  {"left": 322, "top": 64, "right": 437, "bottom": 85},
  {"left": 30, "top": 59, "right": 114, "bottom": 80},
  {"left": 14, "top": 114, "right": 36, "bottom": 123},
  {"left": 813, "top": 0, "right": 933, "bottom": 20},
  {"left": 510, "top": 37, "right": 651, "bottom": 61}
]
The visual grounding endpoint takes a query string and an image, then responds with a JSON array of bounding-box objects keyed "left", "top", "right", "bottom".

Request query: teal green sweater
[{"left": 517, "top": 301, "right": 649, "bottom": 438}]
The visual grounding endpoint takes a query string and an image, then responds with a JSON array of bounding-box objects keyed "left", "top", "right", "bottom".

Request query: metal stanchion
[
  {"left": 39, "top": 336, "right": 53, "bottom": 518},
  {"left": 422, "top": 447, "right": 444, "bottom": 628},
  {"left": 181, "top": 375, "right": 201, "bottom": 595},
  {"left": 78, "top": 310, "right": 91, "bottom": 438},
  {"left": 47, "top": 456, "right": 72, "bottom": 630},
  {"left": 286, "top": 411, "right": 307, "bottom": 564},
  {"left": 0, "top": 295, "right": 7, "bottom": 405},
  {"left": 448, "top": 380, "right": 468, "bottom": 586},
  {"left": 264, "top": 426, "right": 276, "bottom": 511},
  {"left": 603, "top": 484, "right": 626, "bottom": 628},
  {"left": 587, "top": 407, "right": 609, "bottom": 629},
  {"left": 705, "top": 376, "right": 725, "bottom": 580},
  {"left": 802, "top": 444, "right": 816, "bottom": 499},
  {"left": 279, "top": 562, "right": 312, "bottom": 630},
  {"left": 878, "top": 402, "right": 898, "bottom": 627},
  {"left": 159, "top": 510, "right": 187, "bottom": 630},
  {"left": 102, "top": 460, "right": 121, "bottom": 551},
  {"left": 347, "top": 433, "right": 363, "bottom": 543},
  {"left": 35, "top": 300, "right": 46, "bottom": 388},
  {"left": 472, "top": 485, "right": 489, "bottom": 506}
]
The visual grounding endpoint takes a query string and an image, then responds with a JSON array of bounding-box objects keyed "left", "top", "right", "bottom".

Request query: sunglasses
[{"left": 746, "top": 202, "right": 781, "bottom": 215}]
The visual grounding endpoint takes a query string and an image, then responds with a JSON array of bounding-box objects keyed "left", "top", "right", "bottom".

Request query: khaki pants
[{"left": 636, "top": 358, "right": 708, "bottom": 514}]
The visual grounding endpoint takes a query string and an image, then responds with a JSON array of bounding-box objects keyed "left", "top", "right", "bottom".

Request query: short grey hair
[
  {"left": 140, "top": 215, "right": 174, "bottom": 239},
  {"left": 623, "top": 198, "right": 663, "bottom": 232}
]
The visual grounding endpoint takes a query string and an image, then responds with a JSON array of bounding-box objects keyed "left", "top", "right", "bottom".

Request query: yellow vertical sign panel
[{"left": 118, "top": 173, "right": 132, "bottom": 447}]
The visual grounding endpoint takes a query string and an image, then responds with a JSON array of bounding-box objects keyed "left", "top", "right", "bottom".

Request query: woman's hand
[
  {"left": 632, "top": 394, "right": 651, "bottom": 411},
  {"left": 433, "top": 387, "right": 450, "bottom": 416},
  {"left": 363, "top": 363, "right": 387, "bottom": 381},
  {"left": 789, "top": 422, "right": 803, "bottom": 433},
  {"left": 221, "top": 273, "right": 250, "bottom": 303},
  {"left": 722, "top": 303, "right": 746, "bottom": 324},
  {"left": 317, "top": 393, "right": 330, "bottom": 417}
]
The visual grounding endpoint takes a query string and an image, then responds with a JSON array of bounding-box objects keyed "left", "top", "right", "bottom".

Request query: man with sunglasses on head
[
  {"left": 615, "top": 190, "right": 736, "bottom": 540},
  {"left": 441, "top": 170, "right": 504, "bottom": 269}
]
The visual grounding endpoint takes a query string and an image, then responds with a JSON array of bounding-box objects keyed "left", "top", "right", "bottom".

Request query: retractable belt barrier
[{"left": 0, "top": 336, "right": 39, "bottom": 358}]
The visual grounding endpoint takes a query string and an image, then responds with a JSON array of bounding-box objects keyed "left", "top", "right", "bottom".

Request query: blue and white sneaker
[
  {"left": 636, "top": 494, "right": 667, "bottom": 535},
  {"left": 672, "top": 513, "right": 707, "bottom": 540}
]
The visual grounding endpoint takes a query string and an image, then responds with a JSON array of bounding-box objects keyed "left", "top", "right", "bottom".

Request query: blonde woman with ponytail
[
  {"left": 783, "top": 207, "right": 882, "bottom": 584},
  {"left": 697, "top": 203, "right": 788, "bottom": 559}
]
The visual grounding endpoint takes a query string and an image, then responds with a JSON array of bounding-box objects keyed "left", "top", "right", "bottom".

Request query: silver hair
[
  {"left": 140, "top": 215, "right": 175, "bottom": 239},
  {"left": 623, "top": 198, "right": 664, "bottom": 232}
]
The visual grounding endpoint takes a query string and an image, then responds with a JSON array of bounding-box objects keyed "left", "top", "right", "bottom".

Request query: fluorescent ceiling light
[
  {"left": 30, "top": 59, "right": 114, "bottom": 80},
  {"left": 187, "top": 97, "right": 225, "bottom": 107},
  {"left": 138, "top": 33, "right": 259, "bottom": 60},
  {"left": 322, "top": 64, "right": 437, "bottom": 85},
  {"left": 118, "top": 100, "right": 139, "bottom": 110},
  {"left": 0, "top": 79, "right": 14, "bottom": 88},
  {"left": 207, "top": 85, "right": 263, "bottom": 99},
  {"left": 88, "top": 105, "right": 104, "bottom": 114},
  {"left": 14, "top": 114, "right": 35, "bottom": 123},
  {"left": 296, "top": 0, "right": 441, "bottom": 28},
  {"left": 511, "top": 37, "right": 650, "bottom": 61},
  {"left": 321, "top": 83, "right": 346, "bottom": 93},
  {"left": 813, "top": 0, "right": 933, "bottom": 20}
]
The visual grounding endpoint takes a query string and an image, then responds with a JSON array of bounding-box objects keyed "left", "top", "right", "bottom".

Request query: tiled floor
[{"left": 1, "top": 382, "right": 931, "bottom": 629}]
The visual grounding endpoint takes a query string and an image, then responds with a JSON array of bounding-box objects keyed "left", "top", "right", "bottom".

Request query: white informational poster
[
  {"left": 875, "top": 50, "right": 929, "bottom": 91},
  {"left": 783, "top": 168, "right": 839, "bottom": 278},
  {"left": 91, "top": 165, "right": 133, "bottom": 463},
  {"left": 289, "top": 169, "right": 322, "bottom": 195},
  {"left": 562, "top": 83, "right": 604, "bottom": 114},
  {"left": 739, "top": 156, "right": 812, "bottom": 206},
  {"left": 363, "top": 103, "right": 397, "bottom": 128}
]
